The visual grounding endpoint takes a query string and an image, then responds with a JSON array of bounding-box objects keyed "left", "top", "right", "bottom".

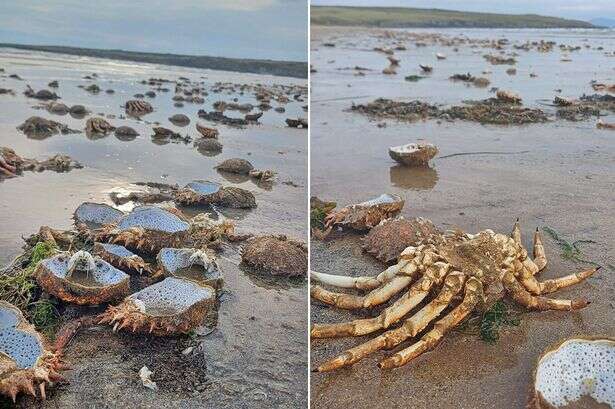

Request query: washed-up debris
[
  {"left": 17, "top": 116, "right": 80, "bottom": 137},
  {"left": 196, "top": 123, "right": 219, "bottom": 138},
  {"left": 389, "top": 143, "right": 438, "bottom": 167},
  {"left": 215, "top": 158, "right": 254, "bottom": 174},
  {"left": 169, "top": 114, "right": 190, "bottom": 126},
  {"left": 362, "top": 217, "right": 441, "bottom": 263},
  {"left": 125, "top": 100, "right": 153, "bottom": 116},
  {"left": 483, "top": 54, "right": 516, "bottom": 65},
  {"left": 175, "top": 180, "right": 256, "bottom": 209},
  {"left": 139, "top": 366, "right": 158, "bottom": 391},
  {"left": 86, "top": 117, "right": 115, "bottom": 135},
  {"left": 597, "top": 120, "right": 615, "bottom": 130},
  {"left": 0, "top": 301, "right": 66, "bottom": 402},
  {"left": 152, "top": 127, "right": 191, "bottom": 144},
  {"left": 351, "top": 98, "right": 439, "bottom": 122},
  {"left": 24, "top": 86, "right": 59, "bottom": 100},
  {"left": 286, "top": 118, "right": 308, "bottom": 128},
  {"left": 530, "top": 337, "right": 615, "bottom": 409},
  {"left": 419, "top": 64, "right": 432, "bottom": 73},
  {"left": 241, "top": 235, "right": 307, "bottom": 277},
  {"left": 0, "top": 146, "right": 82, "bottom": 178},
  {"left": 404, "top": 75, "right": 425, "bottom": 82},
  {"left": 197, "top": 110, "right": 247, "bottom": 126}
]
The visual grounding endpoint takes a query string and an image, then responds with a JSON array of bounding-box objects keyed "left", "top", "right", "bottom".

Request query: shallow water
[
  {"left": 311, "top": 26, "right": 615, "bottom": 409},
  {"left": 0, "top": 48, "right": 307, "bottom": 408}
]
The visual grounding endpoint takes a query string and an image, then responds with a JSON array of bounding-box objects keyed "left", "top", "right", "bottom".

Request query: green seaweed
[
  {"left": 404, "top": 75, "right": 425, "bottom": 82},
  {"left": 479, "top": 301, "right": 520, "bottom": 344},
  {"left": 310, "top": 207, "right": 328, "bottom": 230},
  {"left": 542, "top": 226, "right": 598, "bottom": 265},
  {"left": 456, "top": 300, "right": 520, "bottom": 344},
  {"left": 0, "top": 241, "right": 60, "bottom": 334}
]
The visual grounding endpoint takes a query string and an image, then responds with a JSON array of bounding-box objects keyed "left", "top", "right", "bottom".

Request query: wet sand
[
  {"left": 0, "top": 48, "right": 307, "bottom": 408},
  {"left": 310, "top": 26, "right": 615, "bottom": 409}
]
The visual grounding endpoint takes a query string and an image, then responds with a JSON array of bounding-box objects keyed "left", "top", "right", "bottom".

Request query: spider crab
[
  {"left": 0, "top": 301, "right": 66, "bottom": 401},
  {"left": 311, "top": 220, "right": 600, "bottom": 371}
]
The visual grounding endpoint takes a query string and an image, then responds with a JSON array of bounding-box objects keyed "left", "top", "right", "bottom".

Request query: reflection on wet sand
[{"left": 389, "top": 164, "right": 438, "bottom": 190}]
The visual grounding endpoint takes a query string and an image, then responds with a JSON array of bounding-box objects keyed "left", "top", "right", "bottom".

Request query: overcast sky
[
  {"left": 311, "top": 0, "right": 615, "bottom": 21},
  {"left": 0, "top": 0, "right": 307, "bottom": 61}
]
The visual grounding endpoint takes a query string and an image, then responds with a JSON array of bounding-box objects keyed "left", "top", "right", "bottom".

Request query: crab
[
  {"left": 0, "top": 301, "right": 66, "bottom": 402},
  {"left": 321, "top": 194, "right": 404, "bottom": 236},
  {"left": 97, "top": 277, "right": 216, "bottom": 336},
  {"left": 94, "top": 206, "right": 190, "bottom": 255},
  {"left": 311, "top": 220, "right": 600, "bottom": 371},
  {"left": 35, "top": 250, "right": 130, "bottom": 305},
  {"left": 125, "top": 100, "right": 153, "bottom": 116},
  {"left": 85, "top": 117, "right": 115, "bottom": 135}
]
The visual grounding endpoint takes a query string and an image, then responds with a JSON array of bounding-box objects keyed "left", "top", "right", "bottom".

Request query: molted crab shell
[
  {"left": 362, "top": 217, "right": 442, "bottom": 263},
  {"left": 157, "top": 248, "right": 223, "bottom": 289},
  {"left": 530, "top": 337, "right": 615, "bottom": 409},
  {"left": 496, "top": 89, "right": 522, "bottom": 104},
  {"left": 0, "top": 301, "right": 64, "bottom": 402},
  {"left": 325, "top": 193, "right": 404, "bottom": 231},
  {"left": 95, "top": 206, "right": 190, "bottom": 255},
  {"left": 196, "top": 123, "right": 219, "bottom": 139},
  {"left": 35, "top": 250, "right": 130, "bottom": 305},
  {"left": 98, "top": 277, "right": 216, "bottom": 336},
  {"left": 86, "top": 117, "right": 115, "bottom": 135},
  {"left": 241, "top": 235, "right": 307, "bottom": 277},
  {"left": 93, "top": 242, "right": 153, "bottom": 275},
  {"left": 388, "top": 143, "right": 438, "bottom": 167},
  {"left": 73, "top": 202, "right": 124, "bottom": 228},
  {"left": 174, "top": 180, "right": 256, "bottom": 209},
  {"left": 125, "top": 100, "right": 153, "bottom": 116}
]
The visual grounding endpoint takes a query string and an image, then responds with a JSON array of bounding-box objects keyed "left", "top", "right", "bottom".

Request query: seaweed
[
  {"left": 479, "top": 301, "right": 520, "bottom": 344},
  {"left": 456, "top": 301, "right": 520, "bottom": 344},
  {"left": 0, "top": 241, "right": 60, "bottom": 334},
  {"left": 542, "top": 226, "right": 598, "bottom": 265}
]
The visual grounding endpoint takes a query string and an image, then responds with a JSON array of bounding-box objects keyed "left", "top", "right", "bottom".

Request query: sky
[
  {"left": 0, "top": 0, "right": 307, "bottom": 61},
  {"left": 311, "top": 0, "right": 615, "bottom": 22}
]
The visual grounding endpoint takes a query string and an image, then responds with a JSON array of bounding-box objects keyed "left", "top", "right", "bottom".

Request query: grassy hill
[
  {"left": 311, "top": 6, "right": 595, "bottom": 29},
  {"left": 0, "top": 43, "right": 307, "bottom": 79}
]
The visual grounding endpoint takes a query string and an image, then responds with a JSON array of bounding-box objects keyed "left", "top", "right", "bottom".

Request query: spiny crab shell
[
  {"left": 174, "top": 180, "right": 257, "bottom": 209},
  {"left": 325, "top": 193, "right": 404, "bottom": 231},
  {"left": 157, "top": 248, "right": 223, "bottom": 289},
  {"left": 362, "top": 217, "right": 442, "bottom": 263},
  {"left": 85, "top": 117, "right": 115, "bottom": 135},
  {"left": 95, "top": 206, "right": 190, "bottom": 255},
  {"left": 0, "top": 301, "right": 65, "bottom": 402},
  {"left": 73, "top": 202, "right": 124, "bottom": 228},
  {"left": 93, "top": 242, "right": 153, "bottom": 276},
  {"left": 530, "top": 337, "right": 615, "bottom": 409},
  {"left": 388, "top": 143, "right": 438, "bottom": 167},
  {"left": 241, "top": 235, "right": 308, "bottom": 277},
  {"left": 125, "top": 100, "right": 153, "bottom": 116},
  {"left": 98, "top": 277, "right": 216, "bottom": 336},
  {"left": 35, "top": 250, "right": 130, "bottom": 305}
]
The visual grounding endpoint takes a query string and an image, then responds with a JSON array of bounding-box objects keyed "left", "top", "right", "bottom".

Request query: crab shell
[
  {"left": 73, "top": 202, "right": 124, "bottom": 228},
  {"left": 97, "top": 277, "right": 215, "bottom": 336},
  {"left": 95, "top": 206, "right": 190, "bottom": 255},
  {"left": 388, "top": 143, "right": 438, "bottom": 167},
  {"left": 35, "top": 252, "right": 130, "bottom": 305},
  {"left": 157, "top": 248, "right": 223, "bottom": 290},
  {"left": 529, "top": 336, "right": 615, "bottom": 409},
  {"left": 0, "top": 301, "right": 65, "bottom": 402},
  {"left": 174, "top": 180, "right": 256, "bottom": 209},
  {"left": 241, "top": 235, "right": 307, "bottom": 277},
  {"left": 326, "top": 193, "right": 404, "bottom": 231},
  {"left": 92, "top": 242, "right": 154, "bottom": 275},
  {"left": 362, "top": 217, "right": 442, "bottom": 263}
]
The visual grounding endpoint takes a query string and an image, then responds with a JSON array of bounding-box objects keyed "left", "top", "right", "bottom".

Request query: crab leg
[
  {"left": 511, "top": 218, "right": 522, "bottom": 245},
  {"left": 532, "top": 228, "right": 547, "bottom": 271},
  {"left": 515, "top": 262, "right": 600, "bottom": 295},
  {"left": 310, "top": 257, "right": 410, "bottom": 291},
  {"left": 315, "top": 272, "right": 466, "bottom": 372},
  {"left": 379, "top": 277, "right": 483, "bottom": 369},
  {"left": 310, "top": 251, "right": 427, "bottom": 310},
  {"left": 503, "top": 270, "right": 589, "bottom": 310},
  {"left": 311, "top": 262, "right": 451, "bottom": 338}
]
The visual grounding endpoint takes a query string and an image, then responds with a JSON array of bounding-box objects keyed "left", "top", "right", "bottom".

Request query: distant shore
[
  {"left": 0, "top": 43, "right": 308, "bottom": 79},
  {"left": 311, "top": 6, "right": 597, "bottom": 29}
]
